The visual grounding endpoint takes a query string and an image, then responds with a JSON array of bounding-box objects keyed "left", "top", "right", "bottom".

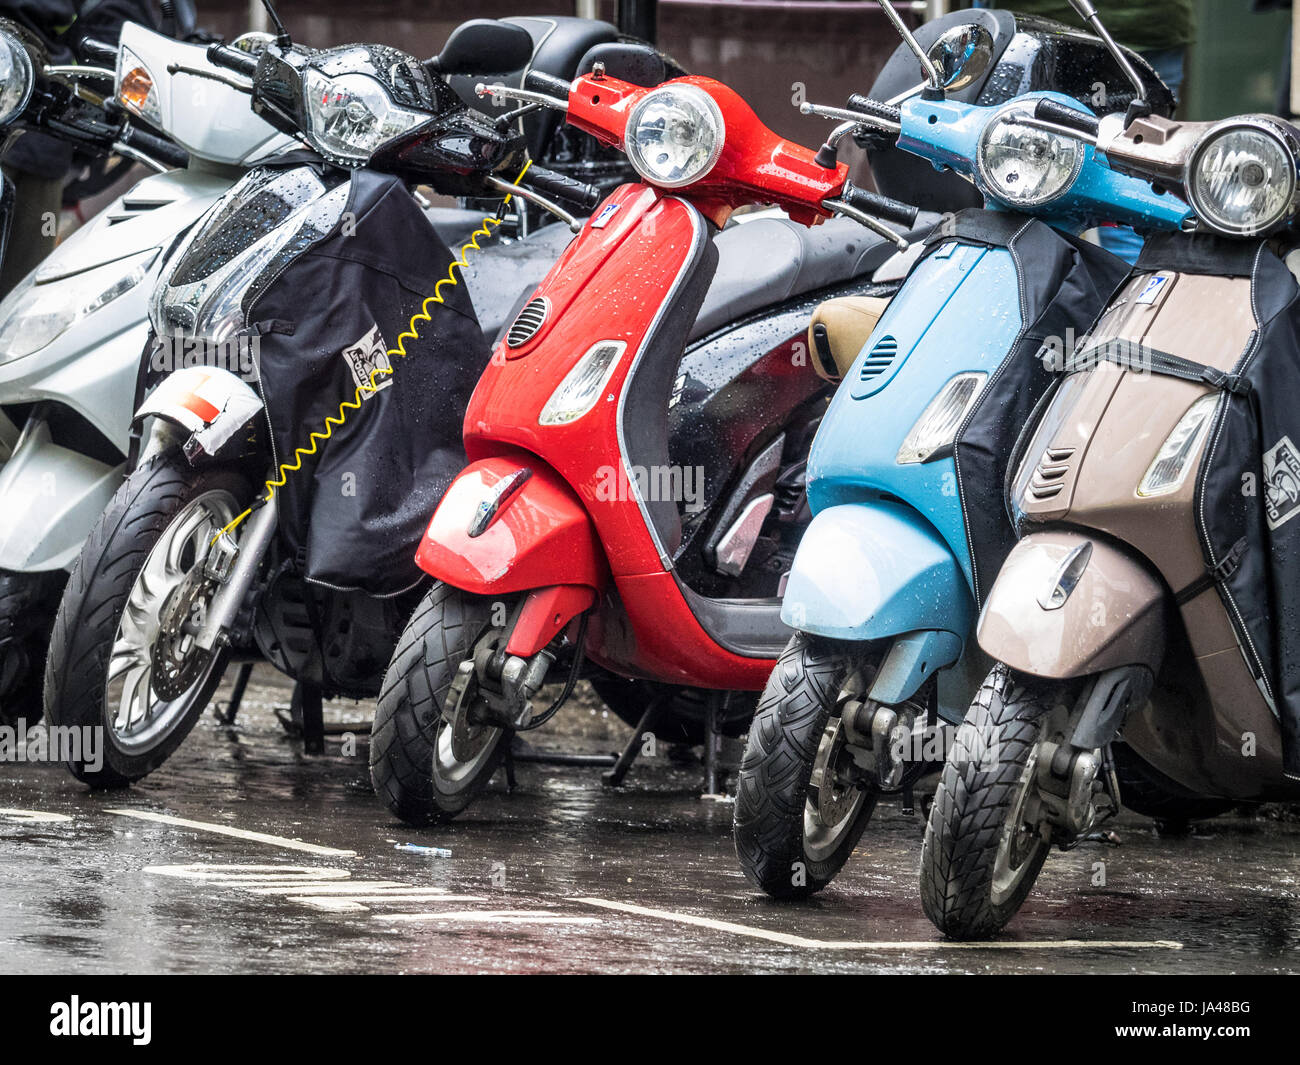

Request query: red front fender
[{"left": 415, "top": 455, "right": 607, "bottom": 596}]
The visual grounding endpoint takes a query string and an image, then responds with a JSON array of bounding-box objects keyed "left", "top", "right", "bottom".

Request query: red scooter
[{"left": 370, "top": 53, "right": 925, "bottom": 823}]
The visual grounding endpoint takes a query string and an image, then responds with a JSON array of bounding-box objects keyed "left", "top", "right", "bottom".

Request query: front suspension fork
[{"left": 195, "top": 498, "right": 277, "bottom": 652}]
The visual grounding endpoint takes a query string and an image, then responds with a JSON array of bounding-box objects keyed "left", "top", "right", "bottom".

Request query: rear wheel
[
  {"left": 370, "top": 584, "right": 511, "bottom": 825},
  {"left": 920, "top": 665, "right": 1067, "bottom": 940},
  {"left": 44, "top": 453, "right": 252, "bottom": 787},
  {"left": 734, "top": 634, "right": 895, "bottom": 899},
  {"left": 0, "top": 570, "right": 66, "bottom": 726}
]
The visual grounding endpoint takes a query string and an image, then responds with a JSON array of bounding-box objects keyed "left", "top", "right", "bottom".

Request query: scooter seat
[{"left": 688, "top": 212, "right": 938, "bottom": 343}]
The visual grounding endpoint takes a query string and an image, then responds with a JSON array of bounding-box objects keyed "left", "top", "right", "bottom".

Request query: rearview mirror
[
  {"left": 428, "top": 20, "right": 535, "bottom": 77},
  {"left": 927, "top": 23, "right": 995, "bottom": 93}
]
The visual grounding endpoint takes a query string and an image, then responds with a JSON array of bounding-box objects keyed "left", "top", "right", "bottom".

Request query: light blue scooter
[{"left": 733, "top": 6, "right": 1193, "bottom": 897}]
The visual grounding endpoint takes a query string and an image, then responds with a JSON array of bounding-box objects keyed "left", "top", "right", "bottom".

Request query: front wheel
[
  {"left": 44, "top": 453, "right": 253, "bottom": 787},
  {"left": 370, "top": 584, "right": 513, "bottom": 825},
  {"left": 920, "top": 665, "right": 1067, "bottom": 940},
  {"left": 734, "top": 634, "right": 896, "bottom": 899}
]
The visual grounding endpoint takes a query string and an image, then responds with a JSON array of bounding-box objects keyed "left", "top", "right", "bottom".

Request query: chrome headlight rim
[
  {"left": 1185, "top": 115, "right": 1300, "bottom": 238},
  {"left": 624, "top": 84, "right": 726, "bottom": 190},
  {"left": 0, "top": 27, "right": 35, "bottom": 128},
  {"left": 974, "top": 99, "right": 1087, "bottom": 209}
]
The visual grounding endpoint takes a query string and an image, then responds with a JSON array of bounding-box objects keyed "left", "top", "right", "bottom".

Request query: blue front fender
[{"left": 781, "top": 502, "right": 974, "bottom": 644}]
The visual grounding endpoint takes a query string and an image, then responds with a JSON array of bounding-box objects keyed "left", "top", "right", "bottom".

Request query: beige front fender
[{"left": 977, "top": 531, "right": 1166, "bottom": 680}]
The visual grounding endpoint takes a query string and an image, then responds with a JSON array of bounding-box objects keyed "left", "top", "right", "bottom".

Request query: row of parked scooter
[{"left": 1, "top": 0, "right": 1297, "bottom": 940}]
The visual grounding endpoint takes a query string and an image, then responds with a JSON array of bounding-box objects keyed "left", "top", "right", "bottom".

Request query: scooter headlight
[
  {"left": 976, "top": 104, "right": 1084, "bottom": 208},
  {"left": 625, "top": 86, "right": 725, "bottom": 189},
  {"left": 539, "top": 341, "right": 626, "bottom": 426},
  {"left": 117, "top": 46, "right": 162, "bottom": 128},
  {"left": 896, "top": 372, "right": 987, "bottom": 465},
  {"left": 1137, "top": 393, "right": 1220, "bottom": 497},
  {"left": 0, "top": 26, "right": 34, "bottom": 127},
  {"left": 302, "top": 68, "right": 427, "bottom": 166},
  {"left": 0, "top": 249, "right": 158, "bottom": 362},
  {"left": 1186, "top": 118, "right": 1300, "bottom": 237}
]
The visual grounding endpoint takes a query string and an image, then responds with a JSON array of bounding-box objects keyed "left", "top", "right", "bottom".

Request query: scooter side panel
[
  {"left": 807, "top": 242, "right": 1023, "bottom": 588},
  {"left": 416, "top": 454, "right": 607, "bottom": 596},
  {"left": 781, "top": 502, "right": 972, "bottom": 644},
  {"left": 0, "top": 424, "right": 121, "bottom": 571}
]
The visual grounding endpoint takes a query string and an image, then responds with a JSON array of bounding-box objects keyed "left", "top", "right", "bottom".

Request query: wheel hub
[{"left": 149, "top": 555, "right": 215, "bottom": 701}]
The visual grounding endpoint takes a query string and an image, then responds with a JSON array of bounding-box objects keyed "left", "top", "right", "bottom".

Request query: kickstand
[
  {"left": 503, "top": 745, "right": 518, "bottom": 792},
  {"left": 290, "top": 680, "right": 325, "bottom": 755},
  {"left": 602, "top": 698, "right": 664, "bottom": 787},
  {"left": 214, "top": 661, "right": 253, "bottom": 726},
  {"left": 701, "top": 692, "right": 727, "bottom": 800}
]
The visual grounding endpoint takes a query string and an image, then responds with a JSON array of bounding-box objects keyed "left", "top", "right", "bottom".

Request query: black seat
[
  {"left": 689, "top": 211, "right": 941, "bottom": 343},
  {"left": 448, "top": 16, "right": 620, "bottom": 159}
]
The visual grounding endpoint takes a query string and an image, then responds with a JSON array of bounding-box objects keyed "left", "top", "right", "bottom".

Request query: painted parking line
[
  {"left": 0, "top": 808, "right": 72, "bottom": 824},
  {"left": 575, "top": 898, "right": 1183, "bottom": 951},
  {"left": 293, "top": 895, "right": 487, "bottom": 913},
  {"left": 379, "top": 910, "right": 600, "bottom": 925},
  {"left": 107, "top": 809, "right": 355, "bottom": 857}
]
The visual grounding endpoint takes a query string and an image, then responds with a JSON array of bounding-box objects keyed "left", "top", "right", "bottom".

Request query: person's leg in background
[{"left": 1097, "top": 47, "right": 1185, "bottom": 263}]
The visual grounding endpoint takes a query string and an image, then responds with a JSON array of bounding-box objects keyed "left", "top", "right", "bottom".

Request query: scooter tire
[
  {"left": 43, "top": 453, "right": 251, "bottom": 787},
  {"left": 370, "top": 583, "right": 501, "bottom": 825},
  {"left": 920, "top": 665, "right": 1055, "bottom": 940},
  {"left": 733, "top": 633, "right": 877, "bottom": 899},
  {"left": 1111, "top": 742, "right": 1236, "bottom": 829}
]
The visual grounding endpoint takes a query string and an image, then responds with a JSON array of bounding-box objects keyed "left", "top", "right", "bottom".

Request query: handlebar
[
  {"left": 521, "top": 165, "right": 602, "bottom": 213},
  {"left": 845, "top": 94, "right": 903, "bottom": 128},
  {"left": 523, "top": 69, "right": 573, "bottom": 99},
  {"left": 118, "top": 123, "right": 190, "bottom": 170},
  {"left": 841, "top": 183, "right": 919, "bottom": 229},
  {"left": 1033, "top": 98, "right": 1101, "bottom": 137},
  {"left": 205, "top": 42, "right": 259, "bottom": 79}
]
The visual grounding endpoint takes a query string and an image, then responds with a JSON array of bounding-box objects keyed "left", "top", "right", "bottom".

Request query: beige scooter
[{"left": 918, "top": 81, "right": 1300, "bottom": 936}]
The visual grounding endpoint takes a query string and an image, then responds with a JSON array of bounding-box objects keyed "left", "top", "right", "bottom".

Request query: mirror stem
[
  {"left": 1067, "top": 0, "right": 1149, "bottom": 126},
  {"left": 879, "top": 0, "right": 943, "bottom": 93}
]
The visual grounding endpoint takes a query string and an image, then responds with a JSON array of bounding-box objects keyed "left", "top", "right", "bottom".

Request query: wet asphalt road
[{"left": 2, "top": 665, "right": 1298, "bottom": 975}]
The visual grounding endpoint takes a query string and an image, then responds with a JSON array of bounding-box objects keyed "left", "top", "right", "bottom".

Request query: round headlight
[
  {"left": 0, "top": 28, "right": 35, "bottom": 128},
  {"left": 976, "top": 104, "right": 1085, "bottom": 208},
  {"left": 1187, "top": 119, "right": 1300, "bottom": 237},
  {"left": 302, "top": 69, "right": 426, "bottom": 166},
  {"left": 624, "top": 85, "right": 724, "bottom": 189}
]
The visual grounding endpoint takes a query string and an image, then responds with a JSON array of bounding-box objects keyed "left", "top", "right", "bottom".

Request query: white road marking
[
  {"left": 574, "top": 898, "right": 1183, "bottom": 951},
  {"left": 108, "top": 809, "right": 354, "bottom": 856},
  {"left": 0, "top": 808, "right": 72, "bottom": 824},
  {"left": 244, "top": 881, "right": 415, "bottom": 895},
  {"left": 145, "top": 864, "right": 351, "bottom": 882},
  {"left": 292, "top": 895, "right": 486, "bottom": 913},
  {"left": 379, "top": 910, "right": 600, "bottom": 925}
]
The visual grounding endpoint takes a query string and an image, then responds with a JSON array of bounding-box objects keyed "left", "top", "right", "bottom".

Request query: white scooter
[{"left": 0, "top": 22, "right": 289, "bottom": 724}]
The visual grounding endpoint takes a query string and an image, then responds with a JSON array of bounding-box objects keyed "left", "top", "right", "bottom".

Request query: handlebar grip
[
  {"left": 523, "top": 69, "right": 572, "bottom": 98},
  {"left": 1033, "top": 98, "right": 1100, "bottom": 137},
  {"left": 522, "top": 165, "right": 602, "bottom": 213},
  {"left": 78, "top": 37, "right": 118, "bottom": 65},
  {"left": 845, "top": 93, "right": 902, "bottom": 127},
  {"left": 842, "top": 184, "right": 919, "bottom": 229},
  {"left": 206, "top": 42, "right": 259, "bottom": 78},
  {"left": 119, "top": 124, "right": 190, "bottom": 170}
]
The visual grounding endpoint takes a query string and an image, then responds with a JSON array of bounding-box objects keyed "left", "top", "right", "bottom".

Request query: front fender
[
  {"left": 134, "top": 366, "right": 263, "bottom": 460},
  {"left": 781, "top": 502, "right": 972, "bottom": 644},
  {"left": 415, "top": 455, "right": 606, "bottom": 596},
  {"left": 977, "top": 531, "right": 1166, "bottom": 679}
]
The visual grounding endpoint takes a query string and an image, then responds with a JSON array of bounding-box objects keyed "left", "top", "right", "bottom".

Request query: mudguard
[
  {"left": 0, "top": 419, "right": 121, "bottom": 571},
  {"left": 780, "top": 501, "right": 972, "bottom": 645},
  {"left": 977, "top": 531, "right": 1166, "bottom": 680},
  {"left": 133, "top": 366, "right": 263, "bottom": 460},
  {"left": 415, "top": 455, "right": 606, "bottom": 596}
]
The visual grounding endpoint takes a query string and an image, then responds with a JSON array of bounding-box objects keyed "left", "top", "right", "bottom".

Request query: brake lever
[
  {"left": 166, "top": 63, "right": 254, "bottom": 93},
  {"left": 800, "top": 101, "right": 901, "bottom": 134},
  {"left": 823, "top": 197, "right": 909, "bottom": 251},
  {"left": 484, "top": 174, "right": 582, "bottom": 234},
  {"left": 475, "top": 83, "right": 568, "bottom": 113}
]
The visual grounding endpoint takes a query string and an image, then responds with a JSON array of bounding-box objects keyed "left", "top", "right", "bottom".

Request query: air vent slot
[
  {"left": 859, "top": 335, "right": 898, "bottom": 381},
  {"left": 507, "top": 296, "right": 550, "bottom": 348},
  {"left": 1029, "top": 445, "right": 1076, "bottom": 500}
]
